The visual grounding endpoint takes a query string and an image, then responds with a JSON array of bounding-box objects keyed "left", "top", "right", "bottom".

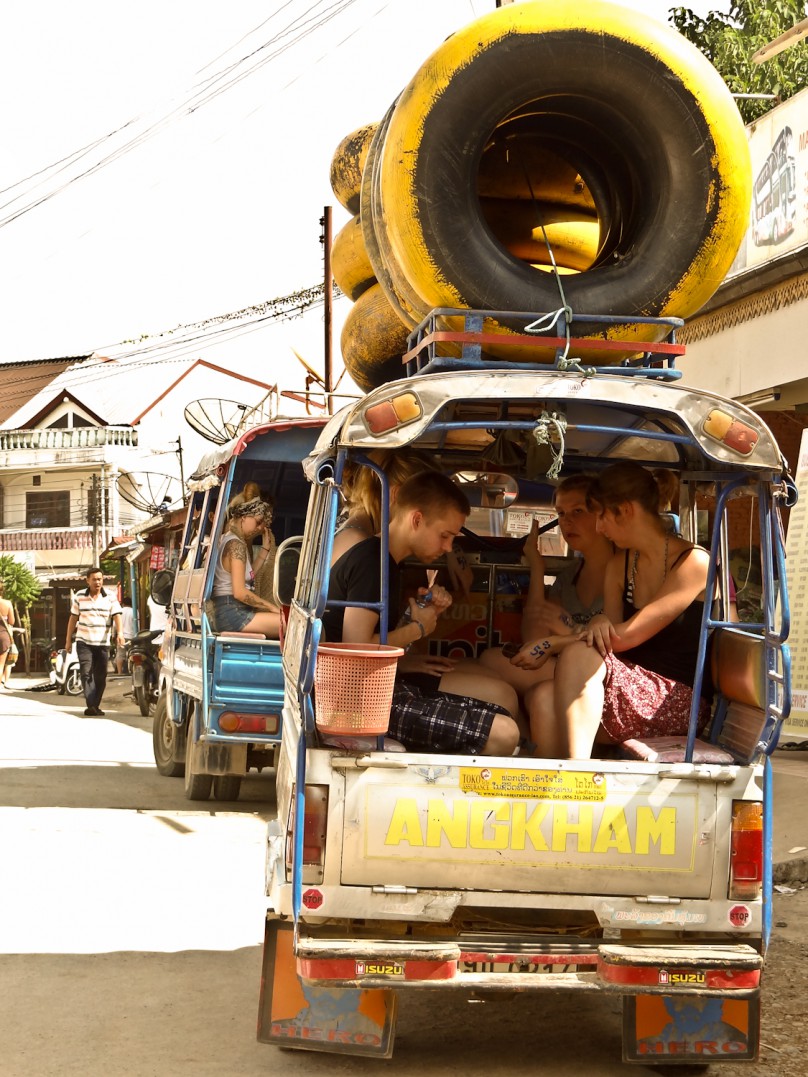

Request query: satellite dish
[
  {"left": 184, "top": 399, "right": 249, "bottom": 444},
  {"left": 117, "top": 472, "right": 182, "bottom": 515}
]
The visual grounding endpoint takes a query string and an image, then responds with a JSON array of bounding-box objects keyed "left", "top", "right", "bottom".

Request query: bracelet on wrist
[{"left": 412, "top": 619, "right": 426, "bottom": 640}]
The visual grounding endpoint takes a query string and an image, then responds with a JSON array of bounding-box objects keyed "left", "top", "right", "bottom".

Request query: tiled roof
[{"left": 0, "top": 357, "right": 92, "bottom": 425}]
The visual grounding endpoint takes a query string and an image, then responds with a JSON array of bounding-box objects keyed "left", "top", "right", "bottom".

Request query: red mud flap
[
  {"left": 623, "top": 995, "right": 760, "bottom": 1063},
  {"left": 605, "top": 945, "right": 762, "bottom": 1064},
  {"left": 258, "top": 921, "right": 396, "bottom": 1058}
]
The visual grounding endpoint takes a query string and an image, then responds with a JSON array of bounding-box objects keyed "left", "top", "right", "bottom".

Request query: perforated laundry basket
[{"left": 314, "top": 642, "right": 404, "bottom": 735}]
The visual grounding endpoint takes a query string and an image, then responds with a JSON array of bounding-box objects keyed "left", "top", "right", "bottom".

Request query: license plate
[{"left": 461, "top": 960, "right": 581, "bottom": 974}]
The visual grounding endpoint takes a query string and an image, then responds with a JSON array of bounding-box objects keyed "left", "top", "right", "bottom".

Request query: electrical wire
[
  {"left": 0, "top": 0, "right": 364, "bottom": 228},
  {"left": 0, "top": 282, "right": 343, "bottom": 410}
]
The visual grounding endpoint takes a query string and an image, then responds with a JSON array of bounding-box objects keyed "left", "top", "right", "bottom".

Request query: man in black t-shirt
[{"left": 322, "top": 471, "right": 519, "bottom": 755}]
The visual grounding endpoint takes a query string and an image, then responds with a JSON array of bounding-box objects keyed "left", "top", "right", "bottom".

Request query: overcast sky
[{"left": 1, "top": 0, "right": 724, "bottom": 395}]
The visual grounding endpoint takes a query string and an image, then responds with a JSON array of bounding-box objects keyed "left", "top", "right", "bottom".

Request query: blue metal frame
[
  {"left": 687, "top": 477, "right": 791, "bottom": 763},
  {"left": 293, "top": 452, "right": 396, "bottom": 925},
  {"left": 762, "top": 754, "right": 774, "bottom": 950},
  {"left": 404, "top": 307, "right": 686, "bottom": 380}
]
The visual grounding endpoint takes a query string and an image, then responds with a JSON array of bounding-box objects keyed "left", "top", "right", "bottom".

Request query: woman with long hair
[
  {"left": 512, "top": 462, "right": 711, "bottom": 758},
  {"left": 332, "top": 449, "right": 435, "bottom": 564},
  {"left": 210, "top": 497, "right": 280, "bottom": 637},
  {"left": 478, "top": 474, "right": 613, "bottom": 695}
]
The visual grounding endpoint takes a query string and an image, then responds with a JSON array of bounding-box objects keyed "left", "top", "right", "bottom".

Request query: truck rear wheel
[
  {"left": 153, "top": 692, "right": 184, "bottom": 778},
  {"left": 212, "top": 776, "right": 242, "bottom": 802},
  {"left": 184, "top": 709, "right": 213, "bottom": 801}
]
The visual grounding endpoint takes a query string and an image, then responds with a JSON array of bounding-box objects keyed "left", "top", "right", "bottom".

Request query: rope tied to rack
[
  {"left": 532, "top": 411, "right": 567, "bottom": 479},
  {"left": 556, "top": 354, "right": 596, "bottom": 377},
  {"left": 520, "top": 160, "right": 574, "bottom": 365}
]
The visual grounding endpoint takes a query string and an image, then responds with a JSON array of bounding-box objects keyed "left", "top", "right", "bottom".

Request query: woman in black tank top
[{"left": 517, "top": 463, "right": 711, "bottom": 759}]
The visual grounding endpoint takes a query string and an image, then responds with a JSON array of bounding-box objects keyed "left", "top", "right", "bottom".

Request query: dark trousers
[{"left": 76, "top": 641, "right": 109, "bottom": 709}]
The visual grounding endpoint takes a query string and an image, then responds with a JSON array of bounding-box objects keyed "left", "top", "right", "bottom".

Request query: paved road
[{"left": 2, "top": 676, "right": 807, "bottom": 1076}]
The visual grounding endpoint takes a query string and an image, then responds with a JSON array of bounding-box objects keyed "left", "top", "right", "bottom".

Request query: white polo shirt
[{"left": 70, "top": 587, "right": 122, "bottom": 647}]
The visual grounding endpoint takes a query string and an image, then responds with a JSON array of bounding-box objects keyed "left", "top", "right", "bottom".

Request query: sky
[{"left": 1, "top": 0, "right": 725, "bottom": 401}]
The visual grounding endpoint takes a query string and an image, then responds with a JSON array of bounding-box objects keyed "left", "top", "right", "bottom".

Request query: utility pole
[
  {"left": 176, "top": 436, "right": 185, "bottom": 496},
  {"left": 322, "top": 206, "right": 333, "bottom": 415},
  {"left": 90, "top": 473, "right": 100, "bottom": 565}
]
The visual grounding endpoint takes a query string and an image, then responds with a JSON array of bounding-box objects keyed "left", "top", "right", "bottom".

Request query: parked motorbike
[
  {"left": 49, "top": 640, "right": 82, "bottom": 696},
  {"left": 127, "top": 629, "right": 162, "bottom": 717}
]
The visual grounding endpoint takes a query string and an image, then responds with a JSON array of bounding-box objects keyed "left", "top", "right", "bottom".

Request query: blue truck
[{"left": 151, "top": 417, "right": 325, "bottom": 801}]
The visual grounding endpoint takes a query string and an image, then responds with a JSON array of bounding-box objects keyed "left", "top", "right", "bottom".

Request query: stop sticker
[
  {"left": 302, "top": 888, "right": 324, "bottom": 910},
  {"left": 728, "top": 904, "right": 751, "bottom": 928}
]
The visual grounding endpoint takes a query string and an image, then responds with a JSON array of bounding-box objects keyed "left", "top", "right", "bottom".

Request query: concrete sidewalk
[{"left": 5, "top": 670, "right": 808, "bottom": 881}]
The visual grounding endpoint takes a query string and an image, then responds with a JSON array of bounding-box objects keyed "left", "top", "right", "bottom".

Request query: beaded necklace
[{"left": 627, "top": 531, "right": 669, "bottom": 605}]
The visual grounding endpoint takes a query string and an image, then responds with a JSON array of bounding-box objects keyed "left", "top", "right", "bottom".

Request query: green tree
[
  {"left": 671, "top": 2, "right": 808, "bottom": 122},
  {"left": 0, "top": 555, "right": 42, "bottom": 673}
]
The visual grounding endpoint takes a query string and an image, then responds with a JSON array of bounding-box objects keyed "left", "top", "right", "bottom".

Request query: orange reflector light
[
  {"left": 363, "top": 392, "right": 422, "bottom": 435},
  {"left": 703, "top": 409, "right": 759, "bottom": 456},
  {"left": 218, "top": 712, "right": 279, "bottom": 734},
  {"left": 730, "top": 801, "right": 763, "bottom": 901}
]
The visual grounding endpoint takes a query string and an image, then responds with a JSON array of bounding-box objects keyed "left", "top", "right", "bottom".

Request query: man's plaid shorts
[{"left": 387, "top": 678, "right": 505, "bottom": 753}]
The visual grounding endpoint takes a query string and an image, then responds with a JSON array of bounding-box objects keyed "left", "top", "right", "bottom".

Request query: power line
[
  {"left": 0, "top": 282, "right": 346, "bottom": 411},
  {"left": 0, "top": 0, "right": 364, "bottom": 229}
]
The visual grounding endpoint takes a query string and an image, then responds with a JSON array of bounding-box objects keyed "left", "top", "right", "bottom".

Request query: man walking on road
[{"left": 65, "top": 567, "right": 124, "bottom": 716}]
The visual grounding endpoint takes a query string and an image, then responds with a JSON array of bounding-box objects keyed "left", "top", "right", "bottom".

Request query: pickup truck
[
  {"left": 258, "top": 311, "right": 792, "bottom": 1063},
  {"left": 152, "top": 417, "right": 325, "bottom": 801}
]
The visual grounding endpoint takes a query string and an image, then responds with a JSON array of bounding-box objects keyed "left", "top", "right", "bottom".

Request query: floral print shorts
[{"left": 600, "top": 653, "right": 710, "bottom": 742}]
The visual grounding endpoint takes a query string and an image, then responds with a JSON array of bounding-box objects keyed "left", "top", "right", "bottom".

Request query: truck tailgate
[{"left": 340, "top": 759, "right": 728, "bottom": 899}]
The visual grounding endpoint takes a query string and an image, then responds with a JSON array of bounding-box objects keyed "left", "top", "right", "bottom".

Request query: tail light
[
  {"left": 130, "top": 653, "right": 144, "bottom": 666},
  {"left": 286, "top": 784, "right": 329, "bottom": 875},
  {"left": 729, "top": 801, "right": 763, "bottom": 900},
  {"left": 218, "top": 712, "right": 279, "bottom": 734}
]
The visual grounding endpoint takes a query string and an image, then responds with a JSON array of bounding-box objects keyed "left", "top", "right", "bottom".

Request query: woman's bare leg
[
  {"left": 244, "top": 611, "right": 281, "bottom": 638},
  {"left": 552, "top": 646, "right": 607, "bottom": 759},
  {"left": 475, "top": 648, "right": 556, "bottom": 695},
  {"left": 526, "top": 681, "right": 566, "bottom": 758}
]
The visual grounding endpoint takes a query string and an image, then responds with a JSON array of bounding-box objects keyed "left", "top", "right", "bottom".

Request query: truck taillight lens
[
  {"left": 219, "top": 712, "right": 279, "bottom": 734},
  {"left": 286, "top": 784, "right": 328, "bottom": 873},
  {"left": 730, "top": 801, "right": 763, "bottom": 901}
]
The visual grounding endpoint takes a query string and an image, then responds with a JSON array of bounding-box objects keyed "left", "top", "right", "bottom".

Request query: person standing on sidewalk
[
  {"left": 65, "top": 568, "right": 124, "bottom": 716},
  {"left": 0, "top": 580, "right": 15, "bottom": 688}
]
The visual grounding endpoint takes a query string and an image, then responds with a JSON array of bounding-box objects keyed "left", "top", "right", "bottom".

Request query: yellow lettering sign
[
  {"left": 551, "top": 805, "right": 594, "bottom": 852},
  {"left": 636, "top": 806, "right": 677, "bottom": 855},
  {"left": 383, "top": 797, "right": 679, "bottom": 857},
  {"left": 384, "top": 798, "right": 423, "bottom": 846}
]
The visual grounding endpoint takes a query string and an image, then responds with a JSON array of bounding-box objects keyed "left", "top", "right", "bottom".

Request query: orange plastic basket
[{"left": 314, "top": 642, "right": 404, "bottom": 736}]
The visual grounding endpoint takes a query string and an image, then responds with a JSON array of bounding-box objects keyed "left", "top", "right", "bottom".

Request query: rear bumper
[{"left": 295, "top": 935, "right": 762, "bottom": 994}]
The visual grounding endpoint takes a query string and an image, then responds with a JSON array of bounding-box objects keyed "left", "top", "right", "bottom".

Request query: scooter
[
  {"left": 49, "top": 640, "right": 82, "bottom": 695},
  {"left": 127, "top": 629, "right": 162, "bottom": 717}
]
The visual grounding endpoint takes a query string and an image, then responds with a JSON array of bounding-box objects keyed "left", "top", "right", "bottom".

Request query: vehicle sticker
[
  {"left": 728, "top": 904, "right": 751, "bottom": 928},
  {"left": 356, "top": 962, "right": 404, "bottom": 977},
  {"left": 459, "top": 767, "right": 606, "bottom": 801},
  {"left": 302, "top": 888, "right": 324, "bottom": 910},
  {"left": 605, "top": 908, "right": 707, "bottom": 926},
  {"left": 658, "top": 970, "right": 706, "bottom": 985}
]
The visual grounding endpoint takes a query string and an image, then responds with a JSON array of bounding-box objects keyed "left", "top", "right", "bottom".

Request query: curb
[{"left": 773, "top": 857, "right": 808, "bottom": 887}]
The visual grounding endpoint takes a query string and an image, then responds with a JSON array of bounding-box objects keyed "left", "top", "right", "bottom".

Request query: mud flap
[
  {"left": 623, "top": 994, "right": 759, "bottom": 1063},
  {"left": 258, "top": 920, "right": 396, "bottom": 1057}
]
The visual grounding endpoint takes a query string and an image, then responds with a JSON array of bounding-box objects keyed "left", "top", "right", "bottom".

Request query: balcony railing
[
  {"left": 0, "top": 426, "right": 138, "bottom": 451},
  {"left": 0, "top": 527, "right": 96, "bottom": 552}
]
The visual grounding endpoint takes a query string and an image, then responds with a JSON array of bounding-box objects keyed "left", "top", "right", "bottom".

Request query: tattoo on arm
[{"left": 228, "top": 540, "right": 248, "bottom": 563}]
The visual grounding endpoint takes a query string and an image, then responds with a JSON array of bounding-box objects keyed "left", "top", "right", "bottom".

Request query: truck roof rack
[{"left": 403, "top": 307, "right": 685, "bottom": 382}]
